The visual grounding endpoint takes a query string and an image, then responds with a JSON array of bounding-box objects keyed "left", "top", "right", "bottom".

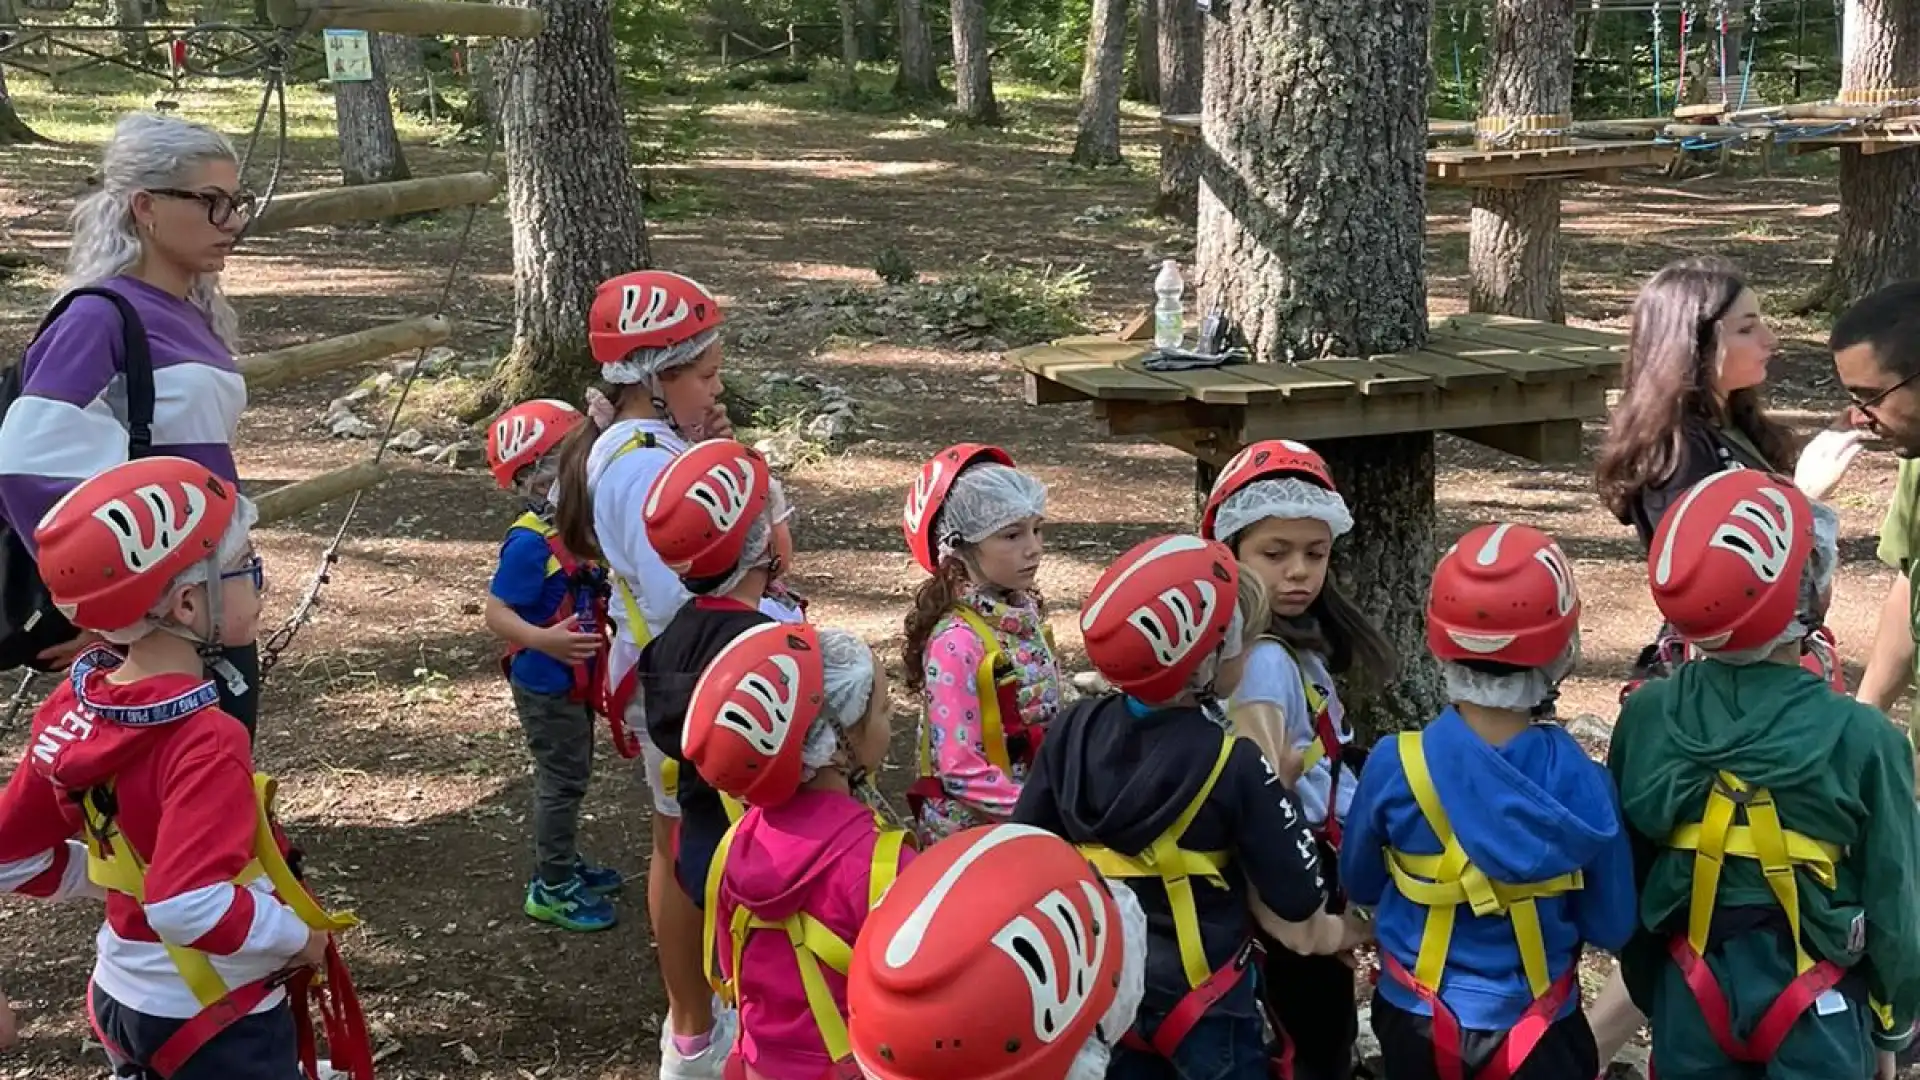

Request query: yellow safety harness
[
  {"left": 702, "top": 821, "right": 909, "bottom": 1061},
  {"left": 81, "top": 774, "right": 358, "bottom": 1008},
  {"left": 606, "top": 429, "right": 660, "bottom": 654},
  {"left": 1078, "top": 736, "right": 1235, "bottom": 988},
  {"left": 911, "top": 607, "right": 1056, "bottom": 798},
  {"left": 1385, "top": 731, "right": 1583, "bottom": 1000}
]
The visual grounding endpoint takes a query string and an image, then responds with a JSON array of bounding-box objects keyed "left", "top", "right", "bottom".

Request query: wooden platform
[{"left": 1016, "top": 313, "right": 1625, "bottom": 465}]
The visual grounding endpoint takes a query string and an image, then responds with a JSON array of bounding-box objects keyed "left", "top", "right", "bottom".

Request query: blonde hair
[
  {"left": 1233, "top": 562, "right": 1269, "bottom": 655},
  {"left": 65, "top": 113, "right": 240, "bottom": 348}
]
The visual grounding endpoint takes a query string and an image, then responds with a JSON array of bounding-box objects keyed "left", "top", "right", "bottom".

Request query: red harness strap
[
  {"left": 1665, "top": 936, "right": 1846, "bottom": 1064},
  {"left": 1121, "top": 940, "right": 1259, "bottom": 1060},
  {"left": 906, "top": 671, "right": 1036, "bottom": 817},
  {"left": 1381, "top": 951, "right": 1577, "bottom": 1080},
  {"left": 1309, "top": 704, "right": 1344, "bottom": 851},
  {"left": 501, "top": 531, "right": 612, "bottom": 712}
]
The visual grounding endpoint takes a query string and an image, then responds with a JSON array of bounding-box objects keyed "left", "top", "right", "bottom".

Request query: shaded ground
[{"left": 0, "top": 63, "right": 1895, "bottom": 1079}]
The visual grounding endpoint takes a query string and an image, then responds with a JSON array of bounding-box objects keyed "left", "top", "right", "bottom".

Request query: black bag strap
[{"left": 30, "top": 287, "right": 156, "bottom": 457}]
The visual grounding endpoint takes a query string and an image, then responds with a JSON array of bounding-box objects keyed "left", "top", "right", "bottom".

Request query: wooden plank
[
  {"left": 1421, "top": 333, "right": 1586, "bottom": 383},
  {"left": 266, "top": 0, "right": 546, "bottom": 38},
  {"left": 1137, "top": 364, "right": 1290, "bottom": 405},
  {"left": 1452, "top": 314, "right": 1626, "bottom": 349},
  {"left": 1450, "top": 419, "right": 1586, "bottom": 464},
  {"left": 1011, "top": 344, "right": 1189, "bottom": 402},
  {"left": 1118, "top": 309, "right": 1154, "bottom": 342},
  {"left": 1445, "top": 323, "right": 1624, "bottom": 376},
  {"left": 240, "top": 316, "right": 451, "bottom": 391},
  {"left": 250, "top": 172, "right": 500, "bottom": 234},
  {"left": 1299, "top": 359, "right": 1431, "bottom": 396},
  {"left": 1094, "top": 400, "right": 1238, "bottom": 438},
  {"left": 1371, "top": 349, "right": 1511, "bottom": 390},
  {"left": 1231, "top": 363, "right": 1360, "bottom": 401},
  {"left": 255, "top": 462, "right": 390, "bottom": 526},
  {"left": 1241, "top": 376, "right": 1608, "bottom": 444},
  {"left": 1024, "top": 371, "right": 1090, "bottom": 405}
]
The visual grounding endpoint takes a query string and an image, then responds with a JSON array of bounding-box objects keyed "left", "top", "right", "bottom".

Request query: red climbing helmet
[
  {"left": 643, "top": 439, "right": 772, "bottom": 579},
  {"left": 485, "top": 398, "right": 582, "bottom": 490},
  {"left": 588, "top": 270, "right": 726, "bottom": 366},
  {"left": 1200, "top": 439, "right": 1339, "bottom": 541},
  {"left": 901, "top": 442, "right": 1016, "bottom": 574},
  {"left": 1428, "top": 522, "right": 1580, "bottom": 668},
  {"left": 1649, "top": 469, "right": 1813, "bottom": 653},
  {"left": 684, "top": 621, "right": 824, "bottom": 807},
  {"left": 35, "top": 456, "right": 241, "bottom": 633},
  {"left": 847, "top": 824, "right": 1125, "bottom": 1080},
  {"left": 1081, "top": 533, "right": 1239, "bottom": 703}
]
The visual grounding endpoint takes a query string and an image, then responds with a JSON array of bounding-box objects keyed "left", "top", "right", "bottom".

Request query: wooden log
[
  {"left": 266, "top": 0, "right": 545, "bottom": 38},
  {"left": 249, "top": 172, "right": 499, "bottom": 234},
  {"left": 254, "top": 461, "right": 391, "bottom": 526},
  {"left": 240, "top": 316, "right": 452, "bottom": 391}
]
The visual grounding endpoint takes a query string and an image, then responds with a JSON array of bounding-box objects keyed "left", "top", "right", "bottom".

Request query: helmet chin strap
[{"left": 157, "top": 557, "right": 247, "bottom": 697}]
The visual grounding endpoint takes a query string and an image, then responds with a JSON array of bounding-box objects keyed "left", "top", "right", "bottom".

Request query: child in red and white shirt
[{"left": 0, "top": 457, "right": 324, "bottom": 1078}]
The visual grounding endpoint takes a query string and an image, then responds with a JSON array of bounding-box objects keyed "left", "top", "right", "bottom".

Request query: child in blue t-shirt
[{"left": 482, "top": 399, "right": 623, "bottom": 932}]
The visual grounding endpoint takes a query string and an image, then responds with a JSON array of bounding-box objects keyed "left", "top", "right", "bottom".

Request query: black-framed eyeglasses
[
  {"left": 1848, "top": 368, "right": 1920, "bottom": 428},
  {"left": 148, "top": 187, "right": 257, "bottom": 227},
  {"left": 220, "top": 555, "right": 265, "bottom": 594}
]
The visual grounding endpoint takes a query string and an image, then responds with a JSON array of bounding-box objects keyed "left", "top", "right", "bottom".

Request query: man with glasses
[{"left": 1833, "top": 281, "right": 1920, "bottom": 716}]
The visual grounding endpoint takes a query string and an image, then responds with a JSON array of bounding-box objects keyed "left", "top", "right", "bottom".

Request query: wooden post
[
  {"left": 248, "top": 171, "right": 499, "bottom": 234},
  {"left": 254, "top": 461, "right": 391, "bottom": 526},
  {"left": 266, "top": 0, "right": 546, "bottom": 39},
  {"left": 239, "top": 316, "right": 452, "bottom": 391}
]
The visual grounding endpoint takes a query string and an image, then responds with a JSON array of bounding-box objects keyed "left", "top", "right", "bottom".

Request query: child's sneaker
[
  {"left": 524, "top": 876, "right": 616, "bottom": 932},
  {"left": 573, "top": 856, "right": 624, "bottom": 896},
  {"left": 658, "top": 1007, "right": 736, "bottom": 1080}
]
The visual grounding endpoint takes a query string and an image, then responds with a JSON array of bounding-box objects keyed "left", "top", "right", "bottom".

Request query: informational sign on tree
[{"left": 324, "top": 29, "right": 375, "bottom": 83}]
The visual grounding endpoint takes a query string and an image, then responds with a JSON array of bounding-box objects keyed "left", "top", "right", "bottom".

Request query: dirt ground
[{"left": 0, "top": 70, "right": 1903, "bottom": 1079}]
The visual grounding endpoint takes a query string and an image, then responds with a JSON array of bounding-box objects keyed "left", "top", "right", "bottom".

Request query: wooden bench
[{"left": 1016, "top": 313, "right": 1624, "bottom": 468}]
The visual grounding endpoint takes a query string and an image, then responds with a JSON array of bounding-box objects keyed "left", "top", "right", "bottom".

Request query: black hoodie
[
  {"left": 638, "top": 595, "right": 770, "bottom": 902},
  {"left": 1013, "top": 693, "right": 1327, "bottom": 1007}
]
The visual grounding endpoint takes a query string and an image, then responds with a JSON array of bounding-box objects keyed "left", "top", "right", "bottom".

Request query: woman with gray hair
[{"left": 0, "top": 113, "right": 258, "bottom": 730}]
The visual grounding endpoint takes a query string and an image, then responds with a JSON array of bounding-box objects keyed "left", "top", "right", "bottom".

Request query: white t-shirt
[{"left": 1231, "top": 640, "right": 1357, "bottom": 827}]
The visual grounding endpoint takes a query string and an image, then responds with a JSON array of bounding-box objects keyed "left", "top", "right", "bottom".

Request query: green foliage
[{"left": 873, "top": 246, "right": 920, "bottom": 286}]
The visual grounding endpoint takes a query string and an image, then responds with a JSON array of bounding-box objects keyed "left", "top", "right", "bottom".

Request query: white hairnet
[
  {"left": 799, "top": 628, "right": 877, "bottom": 779},
  {"left": 100, "top": 496, "right": 259, "bottom": 645},
  {"left": 1701, "top": 498, "right": 1839, "bottom": 666},
  {"left": 1439, "top": 638, "right": 1580, "bottom": 712},
  {"left": 1214, "top": 477, "right": 1353, "bottom": 544},
  {"left": 1064, "top": 880, "right": 1149, "bottom": 1080},
  {"left": 600, "top": 328, "right": 722, "bottom": 386},
  {"left": 707, "top": 507, "right": 776, "bottom": 596},
  {"left": 935, "top": 463, "right": 1047, "bottom": 562}
]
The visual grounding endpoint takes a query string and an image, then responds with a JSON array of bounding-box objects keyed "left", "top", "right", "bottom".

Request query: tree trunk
[
  {"left": 949, "top": 0, "right": 999, "bottom": 124},
  {"left": 1820, "top": 0, "right": 1920, "bottom": 308},
  {"left": 458, "top": 44, "right": 500, "bottom": 132},
  {"left": 112, "top": 0, "right": 148, "bottom": 58},
  {"left": 1128, "top": 0, "right": 1160, "bottom": 103},
  {"left": 1467, "top": 0, "right": 1573, "bottom": 321},
  {"left": 857, "top": 0, "right": 884, "bottom": 60},
  {"left": 1196, "top": 0, "right": 1441, "bottom": 736},
  {"left": 837, "top": 0, "right": 860, "bottom": 76},
  {"left": 1154, "top": 0, "right": 1201, "bottom": 221},
  {"left": 495, "top": 0, "right": 651, "bottom": 406},
  {"left": 893, "top": 0, "right": 941, "bottom": 99},
  {"left": 333, "top": 34, "right": 412, "bottom": 189},
  {"left": 378, "top": 33, "right": 426, "bottom": 88},
  {"left": 1072, "top": 0, "right": 1129, "bottom": 165},
  {"left": 0, "top": 62, "right": 45, "bottom": 147}
]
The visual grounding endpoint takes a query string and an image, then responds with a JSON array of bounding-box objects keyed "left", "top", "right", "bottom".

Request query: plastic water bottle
[{"left": 1153, "top": 260, "right": 1186, "bottom": 349}]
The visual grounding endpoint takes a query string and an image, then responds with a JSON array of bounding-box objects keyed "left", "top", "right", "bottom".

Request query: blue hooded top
[{"left": 1340, "top": 707, "right": 1636, "bottom": 1030}]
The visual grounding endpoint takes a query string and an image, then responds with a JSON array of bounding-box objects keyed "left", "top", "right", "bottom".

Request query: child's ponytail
[
  {"left": 1313, "top": 577, "right": 1399, "bottom": 690},
  {"left": 554, "top": 381, "right": 623, "bottom": 560},
  {"left": 902, "top": 557, "right": 970, "bottom": 695}
]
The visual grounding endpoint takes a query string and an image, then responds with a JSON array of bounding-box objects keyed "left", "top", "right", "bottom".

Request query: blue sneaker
[
  {"left": 574, "top": 857, "right": 625, "bottom": 896},
  {"left": 524, "top": 875, "right": 616, "bottom": 932}
]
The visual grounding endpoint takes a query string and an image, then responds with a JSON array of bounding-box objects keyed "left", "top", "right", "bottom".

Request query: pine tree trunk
[
  {"left": 112, "top": 0, "right": 148, "bottom": 59},
  {"left": 1154, "top": 0, "right": 1201, "bottom": 221},
  {"left": 949, "top": 0, "right": 998, "bottom": 124},
  {"left": 378, "top": 33, "right": 426, "bottom": 88},
  {"left": 837, "top": 0, "right": 860, "bottom": 75},
  {"left": 1468, "top": 0, "right": 1572, "bottom": 321},
  {"left": 893, "top": 0, "right": 941, "bottom": 98},
  {"left": 857, "top": 0, "right": 884, "bottom": 59},
  {"left": 1071, "top": 0, "right": 1129, "bottom": 165},
  {"left": 458, "top": 44, "right": 500, "bottom": 132},
  {"left": 1128, "top": 0, "right": 1160, "bottom": 103},
  {"left": 0, "top": 60, "right": 46, "bottom": 147},
  {"left": 1196, "top": 0, "right": 1441, "bottom": 737},
  {"left": 495, "top": 0, "right": 651, "bottom": 405},
  {"left": 1821, "top": 0, "right": 1920, "bottom": 308},
  {"left": 333, "top": 35, "right": 412, "bottom": 189}
]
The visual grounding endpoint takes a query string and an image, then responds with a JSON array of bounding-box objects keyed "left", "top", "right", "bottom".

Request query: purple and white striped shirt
[{"left": 0, "top": 276, "right": 246, "bottom": 553}]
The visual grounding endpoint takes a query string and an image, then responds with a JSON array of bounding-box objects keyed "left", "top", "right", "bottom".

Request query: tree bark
[
  {"left": 1072, "top": 0, "right": 1129, "bottom": 165},
  {"left": 893, "top": 0, "right": 941, "bottom": 99},
  {"left": 458, "top": 43, "right": 500, "bottom": 132},
  {"left": 495, "top": 0, "right": 651, "bottom": 405},
  {"left": 949, "top": 0, "right": 999, "bottom": 124},
  {"left": 1467, "top": 0, "right": 1573, "bottom": 321},
  {"left": 837, "top": 0, "right": 860, "bottom": 77},
  {"left": 112, "top": 0, "right": 148, "bottom": 58},
  {"left": 378, "top": 32, "right": 425, "bottom": 87},
  {"left": 857, "top": 0, "right": 884, "bottom": 60},
  {"left": 0, "top": 57, "right": 47, "bottom": 147},
  {"left": 1128, "top": 0, "right": 1160, "bottom": 103},
  {"left": 1196, "top": 0, "right": 1441, "bottom": 735},
  {"left": 1154, "top": 0, "right": 1201, "bottom": 221},
  {"left": 1820, "top": 0, "right": 1920, "bottom": 309},
  {"left": 333, "top": 33, "right": 412, "bottom": 189}
]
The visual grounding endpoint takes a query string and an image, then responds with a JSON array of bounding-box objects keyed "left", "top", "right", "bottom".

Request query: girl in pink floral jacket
[{"left": 899, "top": 444, "right": 1063, "bottom": 844}]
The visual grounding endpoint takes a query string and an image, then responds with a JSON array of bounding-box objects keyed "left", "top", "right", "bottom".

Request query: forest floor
[{"left": 0, "top": 62, "right": 1900, "bottom": 1079}]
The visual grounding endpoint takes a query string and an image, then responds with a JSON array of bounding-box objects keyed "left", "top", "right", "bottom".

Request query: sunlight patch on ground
[
  {"left": 759, "top": 260, "right": 878, "bottom": 284},
  {"left": 869, "top": 127, "right": 932, "bottom": 142},
  {"left": 270, "top": 770, "right": 514, "bottom": 828},
  {"left": 665, "top": 157, "right": 951, "bottom": 180}
]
